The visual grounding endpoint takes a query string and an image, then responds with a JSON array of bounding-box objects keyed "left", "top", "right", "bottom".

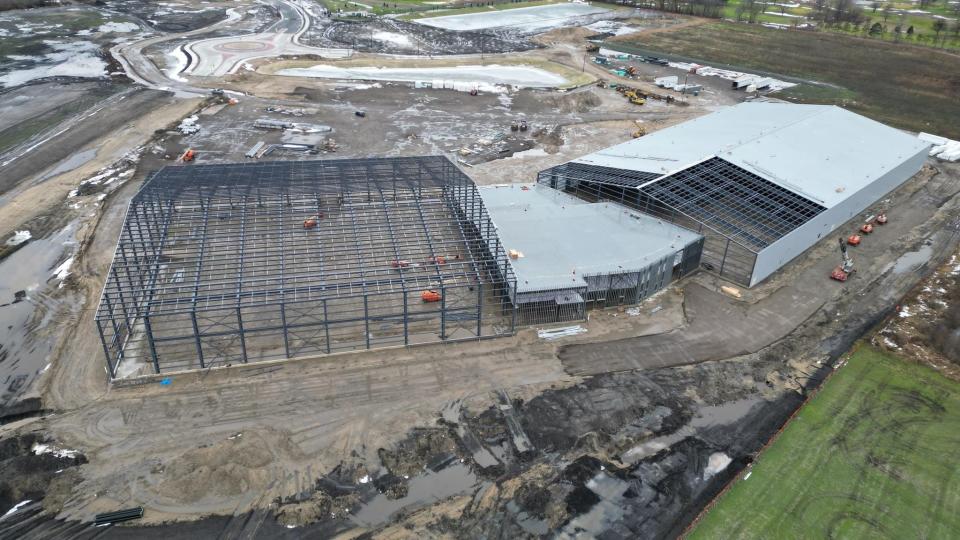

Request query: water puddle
[
  {"left": 0, "top": 222, "right": 79, "bottom": 410},
  {"left": 350, "top": 461, "right": 480, "bottom": 527},
  {"left": 891, "top": 244, "right": 934, "bottom": 274},
  {"left": 621, "top": 397, "right": 762, "bottom": 464},
  {"left": 39, "top": 148, "right": 97, "bottom": 181},
  {"left": 557, "top": 472, "right": 630, "bottom": 539}
]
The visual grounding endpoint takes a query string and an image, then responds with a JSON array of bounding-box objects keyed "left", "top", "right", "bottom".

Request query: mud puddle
[
  {"left": 891, "top": 243, "right": 934, "bottom": 274},
  {"left": 622, "top": 397, "right": 762, "bottom": 464},
  {"left": 0, "top": 221, "right": 80, "bottom": 412},
  {"left": 351, "top": 460, "right": 481, "bottom": 527},
  {"left": 38, "top": 148, "right": 98, "bottom": 182}
]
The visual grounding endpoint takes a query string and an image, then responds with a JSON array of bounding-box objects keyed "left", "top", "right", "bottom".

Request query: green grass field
[
  {"left": 690, "top": 346, "right": 960, "bottom": 539},
  {"left": 721, "top": 0, "right": 960, "bottom": 49},
  {"left": 613, "top": 22, "right": 960, "bottom": 138}
]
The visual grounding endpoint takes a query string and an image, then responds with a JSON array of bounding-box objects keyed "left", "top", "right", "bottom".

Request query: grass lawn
[
  {"left": 722, "top": 0, "right": 960, "bottom": 49},
  {"left": 612, "top": 21, "right": 960, "bottom": 138},
  {"left": 690, "top": 346, "right": 960, "bottom": 539}
]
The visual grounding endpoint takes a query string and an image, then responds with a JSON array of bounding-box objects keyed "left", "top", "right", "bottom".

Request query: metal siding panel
[{"left": 750, "top": 147, "right": 928, "bottom": 286}]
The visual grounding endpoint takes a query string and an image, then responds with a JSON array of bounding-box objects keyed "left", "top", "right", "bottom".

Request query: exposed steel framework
[
  {"left": 96, "top": 157, "right": 516, "bottom": 378},
  {"left": 538, "top": 159, "right": 826, "bottom": 286}
]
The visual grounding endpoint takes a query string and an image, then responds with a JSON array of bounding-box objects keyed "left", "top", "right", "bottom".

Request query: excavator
[{"left": 830, "top": 237, "right": 855, "bottom": 282}]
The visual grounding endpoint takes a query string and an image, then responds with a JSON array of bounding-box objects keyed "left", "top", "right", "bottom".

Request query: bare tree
[{"left": 932, "top": 18, "right": 947, "bottom": 43}]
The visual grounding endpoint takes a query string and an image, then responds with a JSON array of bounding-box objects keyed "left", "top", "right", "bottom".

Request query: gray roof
[
  {"left": 574, "top": 102, "right": 930, "bottom": 208},
  {"left": 479, "top": 183, "right": 701, "bottom": 293}
]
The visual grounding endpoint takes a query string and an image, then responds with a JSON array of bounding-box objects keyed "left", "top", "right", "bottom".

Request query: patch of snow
[
  {"left": 584, "top": 20, "right": 640, "bottom": 36},
  {"left": 31, "top": 442, "right": 80, "bottom": 459},
  {"left": 0, "top": 41, "right": 107, "bottom": 88},
  {"left": 178, "top": 115, "right": 200, "bottom": 135},
  {"left": 416, "top": 3, "right": 607, "bottom": 31},
  {"left": 2, "top": 500, "right": 32, "bottom": 519},
  {"left": 358, "top": 474, "right": 371, "bottom": 484},
  {"left": 764, "top": 10, "right": 805, "bottom": 17},
  {"left": 899, "top": 306, "right": 913, "bottom": 318},
  {"left": 166, "top": 47, "right": 189, "bottom": 83},
  {"left": 98, "top": 21, "right": 139, "bottom": 33},
  {"left": 52, "top": 256, "right": 74, "bottom": 282},
  {"left": 5, "top": 230, "right": 31, "bottom": 246},
  {"left": 506, "top": 147, "right": 549, "bottom": 159},
  {"left": 371, "top": 31, "right": 413, "bottom": 47},
  {"left": 277, "top": 64, "right": 567, "bottom": 88}
]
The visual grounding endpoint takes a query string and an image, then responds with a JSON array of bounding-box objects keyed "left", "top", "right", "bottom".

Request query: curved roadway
[{"left": 111, "top": 0, "right": 351, "bottom": 95}]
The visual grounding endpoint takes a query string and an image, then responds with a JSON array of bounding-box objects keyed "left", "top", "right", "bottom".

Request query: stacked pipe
[{"left": 94, "top": 507, "right": 144, "bottom": 525}]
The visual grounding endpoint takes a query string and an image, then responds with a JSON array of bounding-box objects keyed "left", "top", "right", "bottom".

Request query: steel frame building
[
  {"left": 96, "top": 157, "right": 516, "bottom": 378},
  {"left": 540, "top": 103, "right": 931, "bottom": 286}
]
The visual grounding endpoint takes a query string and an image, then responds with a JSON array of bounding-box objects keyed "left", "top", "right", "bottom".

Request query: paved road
[
  {"left": 184, "top": 0, "right": 350, "bottom": 77},
  {"left": 111, "top": 0, "right": 350, "bottom": 93}
]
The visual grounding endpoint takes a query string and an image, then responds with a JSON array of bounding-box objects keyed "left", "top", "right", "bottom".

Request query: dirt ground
[{"left": 0, "top": 4, "right": 958, "bottom": 539}]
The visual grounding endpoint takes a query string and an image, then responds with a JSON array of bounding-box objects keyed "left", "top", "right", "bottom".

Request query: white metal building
[{"left": 538, "top": 102, "right": 931, "bottom": 286}]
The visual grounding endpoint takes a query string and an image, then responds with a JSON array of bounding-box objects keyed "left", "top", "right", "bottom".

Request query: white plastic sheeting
[{"left": 919, "top": 132, "right": 960, "bottom": 162}]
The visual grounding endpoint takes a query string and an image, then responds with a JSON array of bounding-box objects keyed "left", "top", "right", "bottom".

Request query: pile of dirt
[
  {"left": 545, "top": 90, "right": 602, "bottom": 114},
  {"left": 155, "top": 432, "right": 276, "bottom": 502},
  {"left": 377, "top": 427, "right": 460, "bottom": 478},
  {"left": 532, "top": 26, "right": 597, "bottom": 47},
  {"left": 302, "top": 18, "right": 535, "bottom": 56},
  {"left": 276, "top": 464, "right": 365, "bottom": 527},
  {"left": 876, "top": 249, "right": 960, "bottom": 381},
  {"left": 0, "top": 432, "right": 86, "bottom": 516}
]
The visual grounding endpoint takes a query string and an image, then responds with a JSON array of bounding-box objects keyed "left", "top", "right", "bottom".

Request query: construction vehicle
[
  {"left": 178, "top": 148, "right": 196, "bottom": 163},
  {"left": 629, "top": 95, "right": 646, "bottom": 106},
  {"left": 875, "top": 212, "right": 888, "bottom": 225},
  {"left": 626, "top": 66, "right": 638, "bottom": 77},
  {"left": 596, "top": 79, "right": 607, "bottom": 89},
  {"left": 303, "top": 213, "right": 322, "bottom": 229},
  {"left": 847, "top": 234, "right": 862, "bottom": 246},
  {"left": 830, "top": 237, "right": 855, "bottom": 282},
  {"left": 421, "top": 290, "right": 442, "bottom": 303},
  {"left": 860, "top": 223, "right": 874, "bottom": 234}
]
